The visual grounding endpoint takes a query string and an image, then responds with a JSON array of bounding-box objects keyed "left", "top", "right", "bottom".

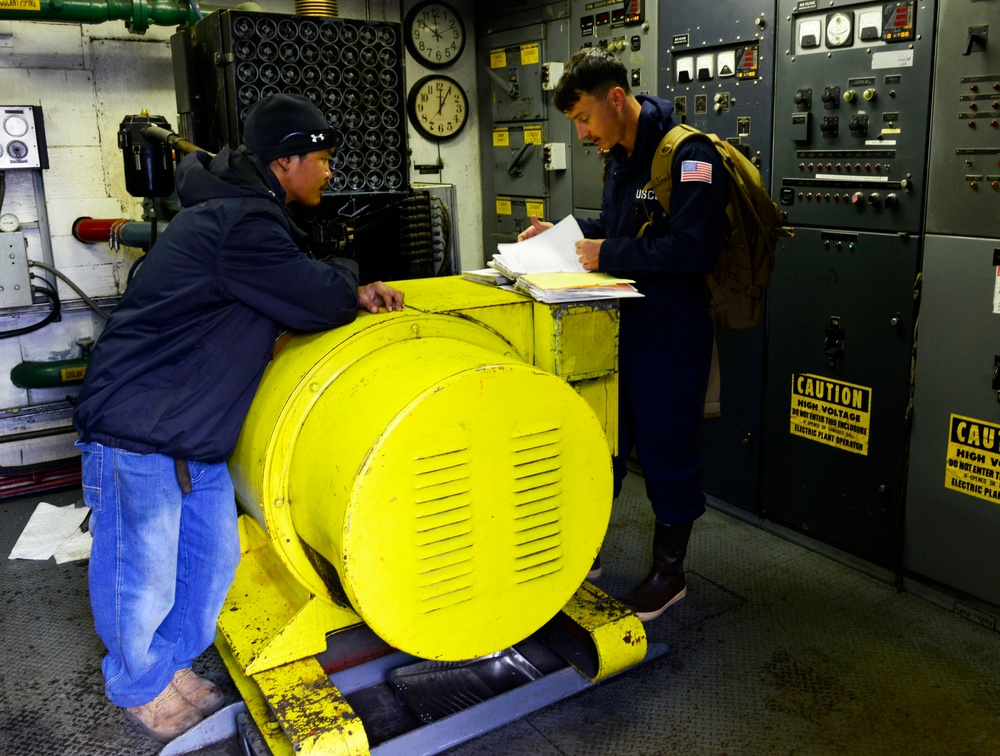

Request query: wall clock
[
  {"left": 406, "top": 74, "right": 469, "bottom": 141},
  {"left": 404, "top": 1, "right": 466, "bottom": 69}
]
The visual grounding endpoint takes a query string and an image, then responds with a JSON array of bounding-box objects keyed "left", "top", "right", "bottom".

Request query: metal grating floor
[{"left": 2, "top": 475, "right": 999, "bottom": 755}]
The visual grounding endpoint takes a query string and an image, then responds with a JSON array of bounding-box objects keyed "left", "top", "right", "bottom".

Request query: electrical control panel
[
  {"left": 662, "top": 2, "right": 777, "bottom": 197},
  {"left": 772, "top": 0, "right": 935, "bottom": 233},
  {"left": 569, "top": 0, "right": 658, "bottom": 215},
  {"left": 0, "top": 232, "right": 33, "bottom": 308},
  {"left": 478, "top": 15, "right": 573, "bottom": 253},
  {"left": 761, "top": 0, "right": 935, "bottom": 565},
  {"left": 924, "top": 0, "right": 1000, "bottom": 238},
  {"left": 903, "top": 0, "right": 1000, "bottom": 609},
  {"left": 0, "top": 106, "right": 48, "bottom": 171},
  {"left": 660, "top": 2, "right": 778, "bottom": 515}
]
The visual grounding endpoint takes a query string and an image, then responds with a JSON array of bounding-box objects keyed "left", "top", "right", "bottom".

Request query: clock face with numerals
[
  {"left": 406, "top": 74, "right": 469, "bottom": 141},
  {"left": 404, "top": 1, "right": 466, "bottom": 69}
]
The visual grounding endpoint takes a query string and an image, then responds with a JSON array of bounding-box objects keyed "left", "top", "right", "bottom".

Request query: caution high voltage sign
[
  {"left": 789, "top": 373, "right": 872, "bottom": 456},
  {"left": 945, "top": 414, "right": 1000, "bottom": 505}
]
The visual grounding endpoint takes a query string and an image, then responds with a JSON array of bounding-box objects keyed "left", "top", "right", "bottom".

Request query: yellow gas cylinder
[{"left": 228, "top": 281, "right": 615, "bottom": 663}]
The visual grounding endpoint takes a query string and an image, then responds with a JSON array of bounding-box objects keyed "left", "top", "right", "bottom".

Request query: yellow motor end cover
[{"left": 288, "top": 335, "right": 613, "bottom": 661}]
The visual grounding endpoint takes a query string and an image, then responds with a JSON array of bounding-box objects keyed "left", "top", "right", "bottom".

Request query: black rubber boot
[{"left": 623, "top": 521, "right": 693, "bottom": 622}]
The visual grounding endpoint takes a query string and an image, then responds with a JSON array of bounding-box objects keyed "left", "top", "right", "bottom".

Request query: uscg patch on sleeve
[{"left": 680, "top": 160, "right": 713, "bottom": 183}]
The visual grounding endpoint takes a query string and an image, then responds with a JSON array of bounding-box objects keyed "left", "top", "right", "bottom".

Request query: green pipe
[
  {"left": 11, "top": 340, "right": 93, "bottom": 389},
  {"left": 0, "top": 0, "right": 260, "bottom": 33},
  {"left": 11, "top": 357, "right": 90, "bottom": 388}
]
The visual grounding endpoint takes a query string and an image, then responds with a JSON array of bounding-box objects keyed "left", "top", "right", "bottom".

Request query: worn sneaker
[
  {"left": 171, "top": 668, "right": 225, "bottom": 716},
  {"left": 124, "top": 681, "right": 203, "bottom": 743}
]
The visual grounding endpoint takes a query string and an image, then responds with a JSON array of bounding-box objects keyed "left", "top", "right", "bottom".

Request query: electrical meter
[
  {"left": 825, "top": 11, "right": 854, "bottom": 48},
  {"left": 798, "top": 18, "right": 821, "bottom": 50},
  {"left": 0, "top": 106, "right": 48, "bottom": 170},
  {"left": 0, "top": 213, "right": 20, "bottom": 232}
]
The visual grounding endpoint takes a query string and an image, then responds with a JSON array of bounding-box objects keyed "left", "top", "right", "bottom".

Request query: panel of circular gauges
[{"left": 229, "top": 13, "right": 407, "bottom": 194}]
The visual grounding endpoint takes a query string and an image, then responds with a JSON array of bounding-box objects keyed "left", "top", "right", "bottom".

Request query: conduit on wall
[{"left": 0, "top": 0, "right": 262, "bottom": 33}]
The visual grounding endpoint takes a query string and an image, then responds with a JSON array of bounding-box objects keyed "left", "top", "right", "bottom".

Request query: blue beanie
[{"left": 242, "top": 93, "right": 335, "bottom": 162}]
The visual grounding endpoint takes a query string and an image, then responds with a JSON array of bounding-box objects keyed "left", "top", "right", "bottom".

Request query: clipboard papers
[
  {"left": 515, "top": 272, "right": 643, "bottom": 303},
  {"left": 470, "top": 216, "right": 643, "bottom": 303}
]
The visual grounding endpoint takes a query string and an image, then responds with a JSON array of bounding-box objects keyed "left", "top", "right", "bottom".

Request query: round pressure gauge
[
  {"left": 0, "top": 213, "right": 20, "bottom": 232},
  {"left": 3, "top": 115, "right": 28, "bottom": 138},
  {"left": 826, "top": 12, "right": 854, "bottom": 48}
]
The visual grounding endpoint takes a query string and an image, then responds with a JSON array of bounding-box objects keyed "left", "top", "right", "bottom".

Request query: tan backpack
[{"left": 642, "top": 123, "right": 794, "bottom": 331}]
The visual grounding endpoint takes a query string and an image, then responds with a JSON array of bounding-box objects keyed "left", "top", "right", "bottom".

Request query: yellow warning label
[
  {"left": 492, "top": 128, "right": 509, "bottom": 147},
  {"left": 525, "top": 200, "right": 545, "bottom": 218},
  {"left": 490, "top": 49, "right": 507, "bottom": 69},
  {"left": 520, "top": 43, "right": 540, "bottom": 66},
  {"left": 944, "top": 414, "right": 1000, "bottom": 505},
  {"left": 496, "top": 197, "right": 512, "bottom": 215},
  {"left": 523, "top": 126, "right": 543, "bottom": 145},
  {"left": 789, "top": 373, "right": 871, "bottom": 456},
  {"left": 61, "top": 366, "right": 87, "bottom": 382},
  {"left": 0, "top": 0, "right": 41, "bottom": 9}
]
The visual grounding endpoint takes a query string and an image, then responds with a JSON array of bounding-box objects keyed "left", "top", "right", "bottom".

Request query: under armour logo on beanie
[{"left": 243, "top": 93, "right": 336, "bottom": 163}]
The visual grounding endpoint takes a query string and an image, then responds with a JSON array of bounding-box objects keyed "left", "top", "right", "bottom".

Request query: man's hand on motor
[
  {"left": 516, "top": 214, "right": 554, "bottom": 242},
  {"left": 358, "top": 282, "right": 405, "bottom": 313}
]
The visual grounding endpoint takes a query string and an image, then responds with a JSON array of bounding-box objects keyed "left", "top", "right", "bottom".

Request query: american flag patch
[{"left": 680, "top": 160, "right": 713, "bottom": 183}]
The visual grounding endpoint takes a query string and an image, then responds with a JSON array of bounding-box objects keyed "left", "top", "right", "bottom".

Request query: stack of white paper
[
  {"left": 475, "top": 215, "right": 644, "bottom": 303},
  {"left": 515, "top": 273, "right": 644, "bottom": 304}
]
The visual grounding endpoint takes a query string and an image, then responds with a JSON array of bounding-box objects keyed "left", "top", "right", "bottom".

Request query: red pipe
[{"left": 73, "top": 217, "right": 129, "bottom": 243}]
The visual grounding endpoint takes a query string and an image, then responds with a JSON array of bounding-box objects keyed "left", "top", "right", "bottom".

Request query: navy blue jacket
[
  {"left": 578, "top": 95, "right": 728, "bottom": 284},
  {"left": 74, "top": 146, "right": 361, "bottom": 462},
  {"left": 577, "top": 96, "right": 729, "bottom": 521}
]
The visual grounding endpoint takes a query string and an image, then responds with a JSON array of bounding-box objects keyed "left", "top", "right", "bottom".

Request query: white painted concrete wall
[{"left": 0, "top": 0, "right": 483, "bottom": 414}]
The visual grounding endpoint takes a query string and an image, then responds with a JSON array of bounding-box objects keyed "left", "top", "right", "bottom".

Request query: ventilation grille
[
  {"left": 511, "top": 425, "right": 565, "bottom": 584},
  {"left": 414, "top": 447, "right": 474, "bottom": 614},
  {"left": 411, "top": 425, "right": 566, "bottom": 613}
]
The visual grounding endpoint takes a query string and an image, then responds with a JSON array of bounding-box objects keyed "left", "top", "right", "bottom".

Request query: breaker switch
[
  {"left": 849, "top": 113, "right": 869, "bottom": 137},
  {"left": 794, "top": 88, "right": 813, "bottom": 110},
  {"left": 825, "top": 318, "right": 845, "bottom": 369}
]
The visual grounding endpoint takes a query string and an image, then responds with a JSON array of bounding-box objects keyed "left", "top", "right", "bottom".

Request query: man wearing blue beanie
[{"left": 74, "top": 93, "right": 404, "bottom": 744}]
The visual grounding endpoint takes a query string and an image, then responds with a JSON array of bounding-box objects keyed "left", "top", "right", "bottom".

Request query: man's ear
[
  {"left": 271, "top": 155, "right": 294, "bottom": 174},
  {"left": 611, "top": 87, "right": 625, "bottom": 111}
]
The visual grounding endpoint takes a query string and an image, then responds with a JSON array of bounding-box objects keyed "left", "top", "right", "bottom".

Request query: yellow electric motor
[{"left": 229, "top": 290, "right": 614, "bottom": 663}]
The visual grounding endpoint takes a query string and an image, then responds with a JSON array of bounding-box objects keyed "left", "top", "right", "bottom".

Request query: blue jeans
[{"left": 77, "top": 441, "right": 241, "bottom": 708}]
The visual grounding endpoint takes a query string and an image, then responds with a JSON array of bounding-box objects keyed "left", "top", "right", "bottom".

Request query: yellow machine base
[{"left": 210, "top": 580, "right": 658, "bottom": 756}]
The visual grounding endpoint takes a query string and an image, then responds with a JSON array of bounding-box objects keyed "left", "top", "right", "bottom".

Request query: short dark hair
[{"left": 553, "top": 47, "right": 631, "bottom": 112}]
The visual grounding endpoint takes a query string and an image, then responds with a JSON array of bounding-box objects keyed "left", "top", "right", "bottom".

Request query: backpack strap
[{"left": 638, "top": 124, "right": 707, "bottom": 237}]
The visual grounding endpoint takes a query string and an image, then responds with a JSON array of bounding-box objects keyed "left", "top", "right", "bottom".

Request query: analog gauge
[
  {"left": 0, "top": 213, "right": 20, "bottom": 232},
  {"left": 857, "top": 9, "right": 882, "bottom": 41},
  {"left": 798, "top": 18, "right": 821, "bottom": 50},
  {"left": 825, "top": 11, "right": 854, "bottom": 48},
  {"left": 4, "top": 116, "right": 28, "bottom": 137}
]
